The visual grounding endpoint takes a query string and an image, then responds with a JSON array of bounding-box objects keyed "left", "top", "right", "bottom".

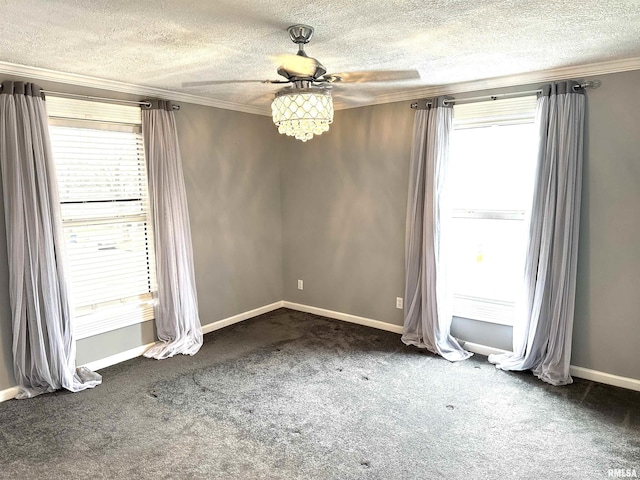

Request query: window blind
[
  {"left": 453, "top": 95, "right": 537, "bottom": 128},
  {"left": 48, "top": 97, "right": 157, "bottom": 339}
]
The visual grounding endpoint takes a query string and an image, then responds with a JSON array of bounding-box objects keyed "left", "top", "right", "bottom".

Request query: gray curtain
[
  {"left": 402, "top": 98, "right": 472, "bottom": 362},
  {"left": 489, "top": 81, "right": 585, "bottom": 385},
  {"left": 0, "top": 80, "right": 101, "bottom": 398},
  {"left": 142, "top": 100, "right": 203, "bottom": 360}
]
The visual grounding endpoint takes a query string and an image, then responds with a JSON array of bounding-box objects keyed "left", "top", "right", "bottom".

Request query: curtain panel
[
  {"left": 0, "top": 80, "right": 101, "bottom": 398},
  {"left": 142, "top": 100, "right": 203, "bottom": 360},
  {"left": 489, "top": 81, "right": 585, "bottom": 385},
  {"left": 402, "top": 98, "right": 472, "bottom": 362}
]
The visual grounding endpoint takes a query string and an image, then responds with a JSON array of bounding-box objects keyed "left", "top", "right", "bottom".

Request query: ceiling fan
[{"left": 182, "top": 25, "right": 421, "bottom": 141}]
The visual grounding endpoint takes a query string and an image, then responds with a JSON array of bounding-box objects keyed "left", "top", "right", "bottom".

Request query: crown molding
[
  {"left": 342, "top": 56, "right": 640, "bottom": 110},
  {"left": 2, "top": 56, "right": 640, "bottom": 116},
  {"left": 0, "top": 61, "right": 271, "bottom": 116}
]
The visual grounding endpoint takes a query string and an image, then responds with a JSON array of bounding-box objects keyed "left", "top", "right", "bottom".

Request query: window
[
  {"left": 448, "top": 96, "right": 537, "bottom": 325},
  {"left": 47, "top": 97, "right": 157, "bottom": 339}
]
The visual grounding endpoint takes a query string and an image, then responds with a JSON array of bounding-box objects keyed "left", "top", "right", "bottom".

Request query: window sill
[
  {"left": 452, "top": 294, "right": 514, "bottom": 326},
  {"left": 73, "top": 301, "right": 156, "bottom": 339}
]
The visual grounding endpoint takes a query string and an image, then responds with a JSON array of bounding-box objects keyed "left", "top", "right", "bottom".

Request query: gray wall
[
  {"left": 0, "top": 77, "right": 284, "bottom": 389},
  {"left": 572, "top": 70, "right": 640, "bottom": 379},
  {"left": 281, "top": 103, "right": 412, "bottom": 324},
  {"left": 175, "top": 102, "right": 284, "bottom": 327},
  {"left": 280, "top": 69, "right": 640, "bottom": 380}
]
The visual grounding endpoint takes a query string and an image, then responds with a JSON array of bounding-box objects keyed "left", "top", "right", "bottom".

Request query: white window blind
[
  {"left": 449, "top": 96, "right": 537, "bottom": 326},
  {"left": 453, "top": 96, "right": 538, "bottom": 128},
  {"left": 47, "top": 96, "right": 157, "bottom": 339}
]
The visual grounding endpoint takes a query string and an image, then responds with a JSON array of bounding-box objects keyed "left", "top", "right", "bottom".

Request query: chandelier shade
[{"left": 271, "top": 87, "right": 334, "bottom": 142}]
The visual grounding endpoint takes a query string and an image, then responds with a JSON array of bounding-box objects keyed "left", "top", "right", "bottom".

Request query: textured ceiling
[{"left": 1, "top": 0, "right": 640, "bottom": 111}]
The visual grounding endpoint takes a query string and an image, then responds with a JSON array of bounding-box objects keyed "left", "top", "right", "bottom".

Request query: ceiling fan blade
[
  {"left": 181, "top": 79, "right": 289, "bottom": 88},
  {"left": 247, "top": 91, "right": 279, "bottom": 106},
  {"left": 272, "top": 54, "right": 318, "bottom": 77},
  {"left": 322, "top": 70, "right": 421, "bottom": 84},
  {"left": 331, "top": 90, "right": 376, "bottom": 106}
]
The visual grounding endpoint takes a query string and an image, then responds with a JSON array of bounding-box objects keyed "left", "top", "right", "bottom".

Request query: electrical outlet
[
  {"left": 396, "top": 297, "right": 403, "bottom": 309},
  {"left": 297, "top": 279, "right": 304, "bottom": 290}
]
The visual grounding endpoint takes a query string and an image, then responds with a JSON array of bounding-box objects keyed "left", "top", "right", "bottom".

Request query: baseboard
[
  {"left": 569, "top": 365, "right": 640, "bottom": 392},
  {"left": 0, "top": 386, "right": 20, "bottom": 402},
  {"left": 282, "top": 301, "right": 405, "bottom": 334},
  {"left": 201, "top": 301, "right": 284, "bottom": 335}
]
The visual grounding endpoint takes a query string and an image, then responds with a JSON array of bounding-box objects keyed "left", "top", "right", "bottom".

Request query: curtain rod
[
  {"left": 41, "top": 90, "right": 181, "bottom": 110},
  {"left": 410, "top": 80, "right": 601, "bottom": 109}
]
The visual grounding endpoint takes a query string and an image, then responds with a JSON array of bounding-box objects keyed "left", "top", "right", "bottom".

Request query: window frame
[
  {"left": 47, "top": 96, "right": 157, "bottom": 339},
  {"left": 449, "top": 96, "right": 537, "bottom": 326}
]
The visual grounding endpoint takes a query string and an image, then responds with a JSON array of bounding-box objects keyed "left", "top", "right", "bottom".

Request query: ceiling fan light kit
[
  {"left": 270, "top": 25, "right": 333, "bottom": 142},
  {"left": 271, "top": 85, "right": 334, "bottom": 142},
  {"left": 182, "top": 24, "right": 419, "bottom": 142}
]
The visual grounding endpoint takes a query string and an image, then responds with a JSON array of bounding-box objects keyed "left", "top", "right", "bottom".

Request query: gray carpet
[{"left": 0, "top": 308, "right": 638, "bottom": 479}]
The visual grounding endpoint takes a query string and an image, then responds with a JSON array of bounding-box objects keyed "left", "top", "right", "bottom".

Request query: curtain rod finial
[{"left": 576, "top": 80, "right": 602, "bottom": 91}]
